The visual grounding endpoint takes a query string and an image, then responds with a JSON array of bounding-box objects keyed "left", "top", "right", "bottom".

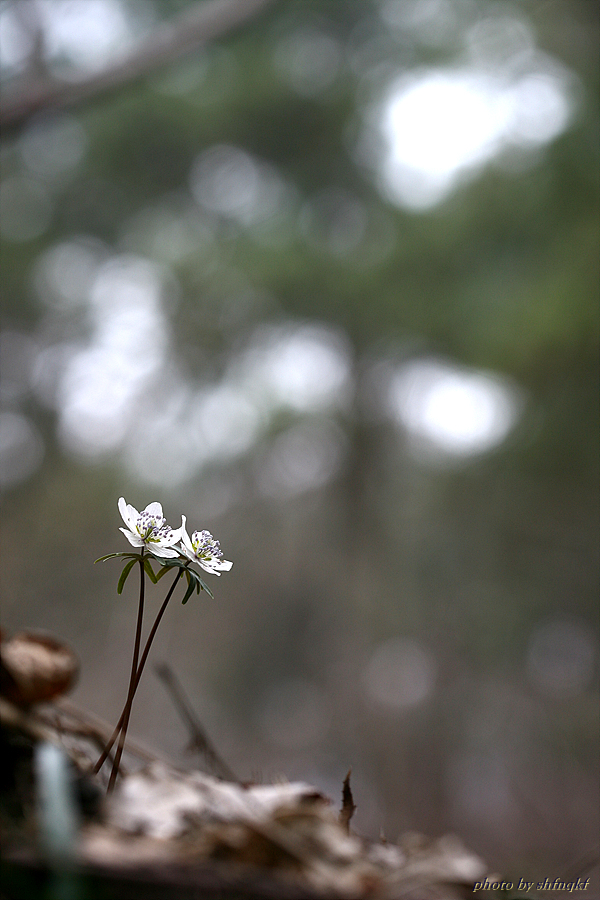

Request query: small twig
[
  {"left": 0, "top": 696, "right": 60, "bottom": 745},
  {"left": 155, "top": 662, "right": 238, "bottom": 782},
  {"left": 1, "top": 0, "right": 275, "bottom": 132},
  {"left": 339, "top": 768, "right": 356, "bottom": 834}
]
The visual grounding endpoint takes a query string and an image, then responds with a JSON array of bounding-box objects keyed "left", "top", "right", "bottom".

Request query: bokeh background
[{"left": 1, "top": 0, "right": 598, "bottom": 884}]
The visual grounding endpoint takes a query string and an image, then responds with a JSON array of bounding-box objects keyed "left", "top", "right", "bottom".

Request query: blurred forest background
[{"left": 1, "top": 0, "right": 598, "bottom": 883}]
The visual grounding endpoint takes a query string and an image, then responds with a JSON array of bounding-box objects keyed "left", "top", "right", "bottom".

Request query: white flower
[
  {"left": 118, "top": 497, "right": 182, "bottom": 558},
  {"left": 180, "top": 516, "right": 233, "bottom": 575}
]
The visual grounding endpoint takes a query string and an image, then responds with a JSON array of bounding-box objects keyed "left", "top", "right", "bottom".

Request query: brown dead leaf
[{"left": 339, "top": 768, "right": 356, "bottom": 834}]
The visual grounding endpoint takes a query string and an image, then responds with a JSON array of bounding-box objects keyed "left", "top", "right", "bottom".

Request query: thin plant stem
[
  {"left": 106, "top": 553, "right": 146, "bottom": 793},
  {"left": 130, "top": 567, "right": 185, "bottom": 695},
  {"left": 93, "top": 566, "right": 184, "bottom": 779}
]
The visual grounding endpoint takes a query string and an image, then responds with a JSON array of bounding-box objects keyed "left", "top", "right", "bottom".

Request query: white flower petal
[
  {"left": 118, "top": 497, "right": 139, "bottom": 531},
  {"left": 180, "top": 516, "right": 194, "bottom": 553},
  {"left": 195, "top": 556, "right": 233, "bottom": 575},
  {"left": 196, "top": 560, "right": 221, "bottom": 575},
  {"left": 144, "top": 501, "right": 164, "bottom": 519},
  {"left": 206, "top": 558, "right": 233, "bottom": 571},
  {"left": 172, "top": 516, "right": 232, "bottom": 575},
  {"left": 119, "top": 527, "right": 144, "bottom": 547},
  {"left": 150, "top": 545, "right": 181, "bottom": 558},
  {"left": 149, "top": 527, "right": 182, "bottom": 549}
]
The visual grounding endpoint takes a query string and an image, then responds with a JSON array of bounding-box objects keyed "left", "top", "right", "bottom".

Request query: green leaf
[
  {"left": 198, "top": 576, "right": 214, "bottom": 600},
  {"left": 143, "top": 558, "right": 158, "bottom": 583},
  {"left": 148, "top": 557, "right": 191, "bottom": 591},
  {"left": 95, "top": 552, "right": 143, "bottom": 564},
  {"left": 149, "top": 553, "right": 180, "bottom": 565},
  {"left": 117, "top": 558, "right": 138, "bottom": 594},
  {"left": 181, "top": 570, "right": 197, "bottom": 605},
  {"left": 150, "top": 556, "right": 194, "bottom": 578},
  {"left": 95, "top": 553, "right": 120, "bottom": 563},
  {"left": 155, "top": 562, "right": 176, "bottom": 580},
  {"left": 178, "top": 568, "right": 214, "bottom": 602}
]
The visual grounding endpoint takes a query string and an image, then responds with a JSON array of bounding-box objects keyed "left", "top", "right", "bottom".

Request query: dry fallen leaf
[
  {"left": 77, "top": 760, "right": 489, "bottom": 899},
  {"left": 1, "top": 646, "right": 492, "bottom": 899},
  {"left": 339, "top": 768, "right": 357, "bottom": 834}
]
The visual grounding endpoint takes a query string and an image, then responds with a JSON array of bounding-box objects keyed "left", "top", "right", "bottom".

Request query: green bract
[{"left": 94, "top": 551, "right": 159, "bottom": 593}]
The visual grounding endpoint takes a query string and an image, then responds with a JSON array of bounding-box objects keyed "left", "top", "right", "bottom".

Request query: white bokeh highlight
[
  {"left": 388, "top": 357, "right": 523, "bottom": 460},
  {"left": 362, "top": 9, "right": 577, "bottom": 210},
  {"left": 363, "top": 637, "right": 436, "bottom": 711}
]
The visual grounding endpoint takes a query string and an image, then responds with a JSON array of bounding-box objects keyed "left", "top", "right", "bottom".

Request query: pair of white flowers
[{"left": 118, "top": 498, "right": 232, "bottom": 576}]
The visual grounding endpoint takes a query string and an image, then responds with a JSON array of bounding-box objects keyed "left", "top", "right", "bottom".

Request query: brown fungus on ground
[{"left": 1, "top": 631, "right": 79, "bottom": 706}]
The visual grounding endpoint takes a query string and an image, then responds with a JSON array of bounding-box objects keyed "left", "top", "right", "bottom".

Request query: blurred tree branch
[{"left": 0, "top": 0, "right": 276, "bottom": 133}]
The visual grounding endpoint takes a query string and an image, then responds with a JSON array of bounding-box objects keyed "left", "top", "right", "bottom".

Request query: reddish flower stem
[
  {"left": 94, "top": 565, "right": 184, "bottom": 785},
  {"left": 106, "top": 554, "right": 146, "bottom": 793}
]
